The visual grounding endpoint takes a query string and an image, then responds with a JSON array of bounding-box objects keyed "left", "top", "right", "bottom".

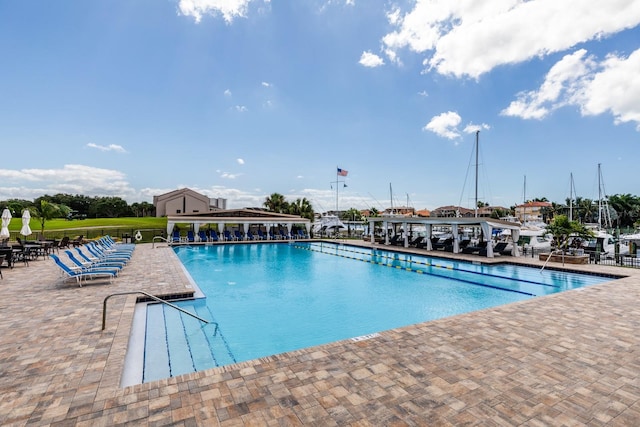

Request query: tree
[
  {"left": 32, "top": 199, "right": 71, "bottom": 235},
  {"left": 263, "top": 193, "right": 289, "bottom": 214},
  {"left": 608, "top": 194, "right": 640, "bottom": 228},
  {"left": 288, "top": 198, "right": 314, "bottom": 221},
  {"left": 369, "top": 207, "right": 380, "bottom": 217},
  {"left": 342, "top": 208, "right": 363, "bottom": 222},
  {"left": 545, "top": 215, "right": 594, "bottom": 253}
]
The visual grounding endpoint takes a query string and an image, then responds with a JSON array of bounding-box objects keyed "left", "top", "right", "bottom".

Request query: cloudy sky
[{"left": 1, "top": 0, "right": 639, "bottom": 212}]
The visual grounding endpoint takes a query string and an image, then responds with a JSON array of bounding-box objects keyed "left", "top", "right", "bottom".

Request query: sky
[{"left": 1, "top": 0, "right": 639, "bottom": 213}]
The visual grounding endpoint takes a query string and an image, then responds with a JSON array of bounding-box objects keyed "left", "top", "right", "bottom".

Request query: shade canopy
[
  {"left": 0, "top": 208, "right": 11, "bottom": 239},
  {"left": 20, "top": 209, "right": 32, "bottom": 237}
]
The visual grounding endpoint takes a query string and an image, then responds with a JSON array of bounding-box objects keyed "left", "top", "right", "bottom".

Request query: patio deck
[{"left": 0, "top": 241, "right": 638, "bottom": 426}]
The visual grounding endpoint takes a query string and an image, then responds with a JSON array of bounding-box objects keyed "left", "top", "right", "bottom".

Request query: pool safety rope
[{"left": 292, "top": 243, "right": 541, "bottom": 296}]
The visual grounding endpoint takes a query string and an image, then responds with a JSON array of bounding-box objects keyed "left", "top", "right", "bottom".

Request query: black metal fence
[{"left": 3, "top": 228, "right": 168, "bottom": 244}]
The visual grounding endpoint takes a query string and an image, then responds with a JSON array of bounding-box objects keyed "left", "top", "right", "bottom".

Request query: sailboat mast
[
  {"left": 523, "top": 175, "right": 527, "bottom": 225},
  {"left": 598, "top": 163, "right": 602, "bottom": 229},
  {"left": 389, "top": 183, "right": 393, "bottom": 214},
  {"left": 569, "top": 172, "right": 574, "bottom": 222},
  {"left": 474, "top": 130, "right": 479, "bottom": 218}
]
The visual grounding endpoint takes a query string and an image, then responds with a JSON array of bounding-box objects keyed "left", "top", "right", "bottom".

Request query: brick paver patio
[{"left": 0, "top": 241, "right": 638, "bottom": 426}]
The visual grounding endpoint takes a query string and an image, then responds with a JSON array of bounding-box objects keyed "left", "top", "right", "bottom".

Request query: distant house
[
  {"left": 153, "top": 188, "right": 227, "bottom": 217},
  {"left": 415, "top": 209, "right": 431, "bottom": 217},
  {"left": 431, "top": 205, "right": 474, "bottom": 218},
  {"left": 431, "top": 205, "right": 509, "bottom": 218},
  {"left": 515, "top": 201, "right": 552, "bottom": 224}
]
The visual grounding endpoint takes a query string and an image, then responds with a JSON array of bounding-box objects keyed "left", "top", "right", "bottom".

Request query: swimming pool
[{"left": 141, "top": 242, "right": 611, "bottom": 383}]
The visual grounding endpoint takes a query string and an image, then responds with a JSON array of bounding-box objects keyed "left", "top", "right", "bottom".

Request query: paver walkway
[{"left": 0, "top": 242, "right": 638, "bottom": 426}]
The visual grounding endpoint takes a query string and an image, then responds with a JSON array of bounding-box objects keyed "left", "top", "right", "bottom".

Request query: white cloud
[
  {"left": 380, "top": 0, "right": 640, "bottom": 79},
  {"left": 502, "top": 49, "right": 596, "bottom": 120},
  {"left": 234, "top": 105, "right": 248, "bottom": 112},
  {"left": 417, "top": 90, "right": 428, "bottom": 97},
  {"left": 578, "top": 49, "right": 640, "bottom": 129},
  {"left": 359, "top": 51, "right": 385, "bottom": 68},
  {"left": 178, "top": 0, "right": 258, "bottom": 23},
  {"left": 423, "top": 111, "right": 462, "bottom": 139},
  {"left": 261, "top": 81, "right": 272, "bottom": 87},
  {"left": 464, "top": 123, "right": 490, "bottom": 133},
  {"left": 86, "top": 143, "right": 127, "bottom": 153},
  {"left": 0, "top": 164, "right": 136, "bottom": 201},
  {"left": 224, "top": 89, "right": 232, "bottom": 97},
  {"left": 502, "top": 48, "right": 640, "bottom": 129},
  {"left": 237, "top": 158, "right": 245, "bottom": 165},
  {"left": 220, "top": 172, "right": 242, "bottom": 179}
]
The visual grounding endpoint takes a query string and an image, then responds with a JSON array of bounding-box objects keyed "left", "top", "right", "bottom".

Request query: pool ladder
[{"left": 102, "top": 291, "right": 210, "bottom": 330}]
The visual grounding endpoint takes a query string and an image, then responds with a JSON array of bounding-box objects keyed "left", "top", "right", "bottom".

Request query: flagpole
[{"left": 336, "top": 166, "right": 339, "bottom": 214}]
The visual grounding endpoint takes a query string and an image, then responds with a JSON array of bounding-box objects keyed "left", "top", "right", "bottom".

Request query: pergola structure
[
  {"left": 367, "top": 216, "right": 522, "bottom": 258},
  {"left": 166, "top": 209, "right": 311, "bottom": 241}
]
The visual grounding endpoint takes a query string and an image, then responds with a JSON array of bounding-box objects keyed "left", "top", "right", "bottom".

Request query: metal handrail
[
  {"left": 102, "top": 291, "right": 209, "bottom": 330},
  {"left": 152, "top": 236, "right": 170, "bottom": 248}
]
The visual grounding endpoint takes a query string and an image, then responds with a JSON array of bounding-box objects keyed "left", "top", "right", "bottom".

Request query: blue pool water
[{"left": 142, "top": 242, "right": 612, "bottom": 382}]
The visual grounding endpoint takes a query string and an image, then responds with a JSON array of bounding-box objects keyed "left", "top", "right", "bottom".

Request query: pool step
[{"left": 143, "top": 301, "right": 235, "bottom": 382}]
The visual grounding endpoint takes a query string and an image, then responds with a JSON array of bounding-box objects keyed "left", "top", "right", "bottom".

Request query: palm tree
[
  {"left": 545, "top": 215, "right": 594, "bottom": 253},
  {"left": 263, "top": 193, "right": 288, "bottom": 214},
  {"left": 288, "top": 198, "right": 314, "bottom": 221},
  {"left": 33, "top": 200, "right": 71, "bottom": 236}
]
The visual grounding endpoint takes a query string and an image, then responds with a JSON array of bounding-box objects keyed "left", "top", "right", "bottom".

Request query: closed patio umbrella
[
  {"left": 1, "top": 208, "right": 11, "bottom": 239},
  {"left": 20, "top": 209, "right": 32, "bottom": 237}
]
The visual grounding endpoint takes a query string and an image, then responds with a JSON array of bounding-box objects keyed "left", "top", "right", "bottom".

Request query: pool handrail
[
  {"left": 102, "top": 291, "right": 209, "bottom": 330},
  {"left": 152, "top": 236, "right": 170, "bottom": 248}
]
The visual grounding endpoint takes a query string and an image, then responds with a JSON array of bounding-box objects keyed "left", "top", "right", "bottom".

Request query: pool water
[{"left": 142, "top": 242, "right": 610, "bottom": 382}]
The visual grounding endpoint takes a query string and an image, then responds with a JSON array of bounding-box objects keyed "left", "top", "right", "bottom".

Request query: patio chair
[
  {"left": 71, "top": 235, "right": 84, "bottom": 247},
  {"left": 234, "top": 230, "right": 244, "bottom": 241},
  {"left": 209, "top": 230, "right": 219, "bottom": 242},
  {"left": 187, "top": 231, "right": 195, "bottom": 242},
  {"left": 64, "top": 250, "right": 122, "bottom": 273},
  {"left": 198, "top": 230, "right": 207, "bottom": 242},
  {"left": 58, "top": 236, "right": 70, "bottom": 249},
  {"left": 50, "top": 254, "right": 117, "bottom": 287}
]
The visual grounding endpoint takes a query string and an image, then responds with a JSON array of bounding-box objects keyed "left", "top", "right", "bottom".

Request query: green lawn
[
  {"left": 7, "top": 217, "right": 167, "bottom": 232},
  {"left": 5, "top": 217, "right": 169, "bottom": 242}
]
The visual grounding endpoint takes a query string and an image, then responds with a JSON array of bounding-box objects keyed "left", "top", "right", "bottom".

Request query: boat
[{"left": 312, "top": 214, "right": 346, "bottom": 236}]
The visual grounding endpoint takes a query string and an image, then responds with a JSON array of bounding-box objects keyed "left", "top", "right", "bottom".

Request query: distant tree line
[{"left": 0, "top": 194, "right": 155, "bottom": 219}]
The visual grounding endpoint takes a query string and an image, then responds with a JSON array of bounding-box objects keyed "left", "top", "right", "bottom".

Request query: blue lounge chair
[
  {"left": 87, "top": 242, "right": 131, "bottom": 261},
  {"left": 198, "top": 230, "right": 207, "bottom": 242},
  {"left": 209, "top": 230, "right": 219, "bottom": 242},
  {"left": 257, "top": 229, "right": 266, "bottom": 240},
  {"left": 234, "top": 230, "right": 244, "bottom": 241},
  {"left": 247, "top": 230, "right": 255, "bottom": 240},
  {"left": 64, "top": 250, "right": 122, "bottom": 273},
  {"left": 73, "top": 247, "right": 126, "bottom": 269},
  {"left": 172, "top": 230, "right": 181, "bottom": 243},
  {"left": 223, "top": 230, "right": 234, "bottom": 241},
  {"left": 187, "top": 231, "right": 195, "bottom": 242},
  {"left": 50, "top": 254, "right": 118, "bottom": 287}
]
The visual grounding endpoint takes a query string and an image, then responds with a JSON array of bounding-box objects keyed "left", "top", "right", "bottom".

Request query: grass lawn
[{"left": 6, "top": 217, "right": 167, "bottom": 232}]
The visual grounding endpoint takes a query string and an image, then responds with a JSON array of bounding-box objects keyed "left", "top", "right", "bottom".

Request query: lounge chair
[
  {"left": 172, "top": 230, "right": 181, "bottom": 243},
  {"left": 257, "top": 230, "right": 266, "bottom": 240},
  {"left": 246, "top": 230, "right": 255, "bottom": 240},
  {"left": 50, "top": 254, "right": 117, "bottom": 286},
  {"left": 234, "top": 230, "right": 244, "bottom": 241},
  {"left": 198, "top": 231, "right": 207, "bottom": 242},
  {"left": 86, "top": 243, "right": 131, "bottom": 263},
  {"left": 493, "top": 241, "right": 510, "bottom": 256},
  {"left": 279, "top": 229, "right": 291, "bottom": 240},
  {"left": 64, "top": 250, "right": 122, "bottom": 273},
  {"left": 209, "top": 230, "right": 219, "bottom": 242},
  {"left": 223, "top": 230, "right": 234, "bottom": 241},
  {"left": 187, "top": 231, "right": 195, "bottom": 242},
  {"left": 73, "top": 247, "right": 127, "bottom": 268},
  {"left": 409, "top": 236, "right": 424, "bottom": 247}
]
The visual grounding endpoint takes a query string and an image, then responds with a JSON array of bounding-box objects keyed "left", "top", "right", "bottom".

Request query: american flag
[{"left": 337, "top": 168, "right": 348, "bottom": 177}]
